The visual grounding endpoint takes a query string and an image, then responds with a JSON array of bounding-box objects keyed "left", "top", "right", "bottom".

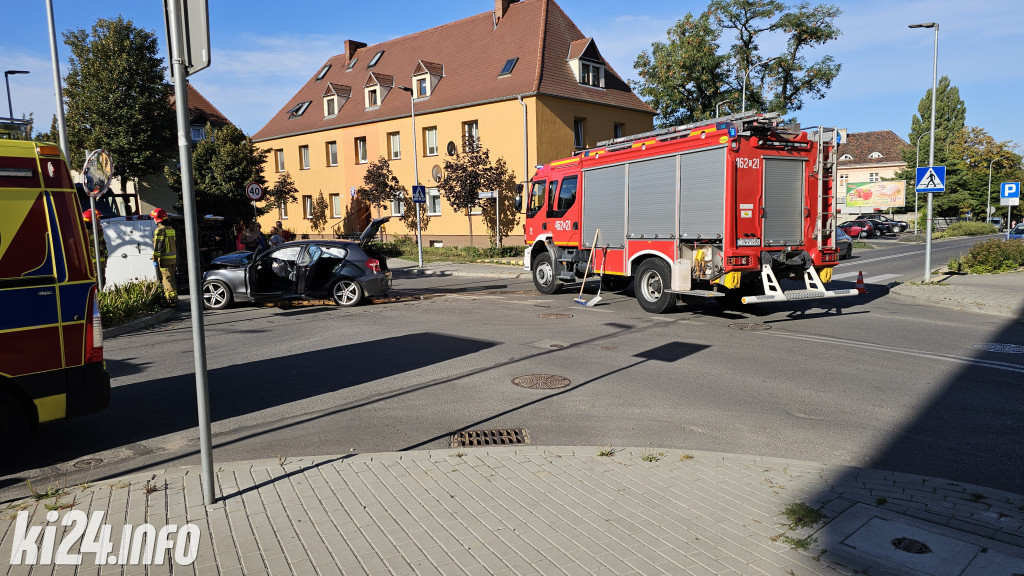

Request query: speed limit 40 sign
[{"left": 245, "top": 181, "right": 264, "bottom": 202}]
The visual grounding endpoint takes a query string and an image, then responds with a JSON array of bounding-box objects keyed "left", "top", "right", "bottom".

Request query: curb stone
[{"left": 102, "top": 305, "right": 179, "bottom": 338}]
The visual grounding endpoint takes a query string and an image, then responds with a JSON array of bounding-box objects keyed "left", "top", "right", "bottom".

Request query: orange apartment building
[{"left": 252, "top": 0, "right": 654, "bottom": 246}]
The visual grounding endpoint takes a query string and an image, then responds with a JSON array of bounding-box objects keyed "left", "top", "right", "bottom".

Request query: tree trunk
[{"left": 467, "top": 211, "right": 474, "bottom": 248}]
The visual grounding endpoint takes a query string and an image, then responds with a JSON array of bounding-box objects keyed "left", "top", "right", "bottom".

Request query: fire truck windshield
[{"left": 527, "top": 180, "right": 546, "bottom": 213}]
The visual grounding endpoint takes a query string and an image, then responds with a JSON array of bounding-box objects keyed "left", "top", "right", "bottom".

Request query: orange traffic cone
[{"left": 855, "top": 271, "right": 866, "bottom": 294}]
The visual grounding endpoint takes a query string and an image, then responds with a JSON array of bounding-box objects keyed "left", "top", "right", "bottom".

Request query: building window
[
  {"left": 462, "top": 120, "right": 479, "bottom": 149},
  {"left": 365, "top": 87, "right": 379, "bottom": 108},
  {"left": 579, "top": 62, "right": 604, "bottom": 88},
  {"left": 499, "top": 57, "right": 518, "bottom": 76},
  {"left": 839, "top": 154, "right": 853, "bottom": 161},
  {"left": 355, "top": 137, "right": 367, "bottom": 164},
  {"left": 330, "top": 193, "right": 341, "bottom": 218},
  {"left": 367, "top": 50, "right": 384, "bottom": 68},
  {"left": 190, "top": 126, "right": 205, "bottom": 142},
  {"left": 279, "top": 203, "right": 288, "bottom": 220},
  {"left": 427, "top": 188, "right": 441, "bottom": 215},
  {"left": 391, "top": 194, "right": 404, "bottom": 217},
  {"left": 839, "top": 174, "right": 848, "bottom": 188},
  {"left": 299, "top": 145, "right": 310, "bottom": 170},
  {"left": 388, "top": 132, "right": 401, "bottom": 160},
  {"left": 869, "top": 172, "right": 880, "bottom": 182},
  {"left": 275, "top": 149, "right": 285, "bottom": 172},
  {"left": 425, "top": 127, "right": 438, "bottom": 156},
  {"left": 347, "top": 58, "right": 358, "bottom": 71},
  {"left": 315, "top": 64, "right": 331, "bottom": 81},
  {"left": 868, "top": 152, "right": 883, "bottom": 159},
  {"left": 573, "top": 118, "right": 585, "bottom": 148},
  {"left": 303, "top": 195, "right": 313, "bottom": 219},
  {"left": 325, "top": 96, "right": 337, "bottom": 117},
  {"left": 614, "top": 123, "right": 624, "bottom": 139},
  {"left": 326, "top": 141, "right": 338, "bottom": 166},
  {"left": 413, "top": 75, "right": 429, "bottom": 98},
  {"left": 288, "top": 101, "right": 311, "bottom": 118}
]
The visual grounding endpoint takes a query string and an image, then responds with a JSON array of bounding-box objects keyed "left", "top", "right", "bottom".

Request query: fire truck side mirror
[{"left": 514, "top": 183, "right": 524, "bottom": 212}]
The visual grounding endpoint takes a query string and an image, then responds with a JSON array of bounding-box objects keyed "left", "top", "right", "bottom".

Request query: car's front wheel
[
  {"left": 202, "top": 280, "right": 233, "bottom": 310},
  {"left": 332, "top": 279, "right": 364, "bottom": 307},
  {"left": 532, "top": 252, "right": 561, "bottom": 295}
]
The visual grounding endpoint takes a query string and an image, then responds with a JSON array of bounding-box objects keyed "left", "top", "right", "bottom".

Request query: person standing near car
[{"left": 151, "top": 208, "right": 178, "bottom": 305}]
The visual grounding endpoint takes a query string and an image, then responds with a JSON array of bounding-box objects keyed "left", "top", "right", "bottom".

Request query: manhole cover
[
  {"left": 549, "top": 344, "right": 564, "bottom": 349},
  {"left": 728, "top": 323, "right": 771, "bottom": 331},
  {"left": 539, "top": 313, "right": 573, "bottom": 319},
  {"left": 451, "top": 428, "right": 530, "bottom": 448},
  {"left": 891, "top": 537, "right": 932, "bottom": 554},
  {"left": 972, "top": 343, "right": 1024, "bottom": 354},
  {"left": 73, "top": 458, "right": 103, "bottom": 469},
  {"left": 512, "top": 374, "right": 571, "bottom": 389}
]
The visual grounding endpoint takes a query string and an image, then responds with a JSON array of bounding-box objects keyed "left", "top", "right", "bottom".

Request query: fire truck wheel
[
  {"left": 0, "top": 390, "right": 30, "bottom": 461},
  {"left": 532, "top": 252, "right": 561, "bottom": 294},
  {"left": 635, "top": 259, "right": 677, "bottom": 314},
  {"left": 601, "top": 275, "right": 630, "bottom": 292}
]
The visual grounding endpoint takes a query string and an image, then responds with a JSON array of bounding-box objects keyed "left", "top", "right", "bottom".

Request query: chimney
[
  {"left": 344, "top": 40, "right": 367, "bottom": 62},
  {"left": 494, "top": 0, "right": 518, "bottom": 22}
]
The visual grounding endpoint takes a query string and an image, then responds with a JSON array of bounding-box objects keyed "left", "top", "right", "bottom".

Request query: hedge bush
[
  {"left": 369, "top": 237, "right": 523, "bottom": 263},
  {"left": 99, "top": 281, "right": 169, "bottom": 327},
  {"left": 951, "top": 239, "right": 1024, "bottom": 274},
  {"left": 937, "top": 221, "right": 997, "bottom": 238}
]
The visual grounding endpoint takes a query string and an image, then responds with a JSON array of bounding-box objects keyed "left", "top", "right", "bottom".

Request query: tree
[
  {"left": 310, "top": 191, "right": 329, "bottom": 235},
  {"left": 438, "top": 135, "right": 506, "bottom": 246},
  {"left": 266, "top": 171, "right": 299, "bottom": 216},
  {"left": 632, "top": 0, "right": 842, "bottom": 126},
  {"left": 64, "top": 17, "right": 175, "bottom": 191},
  {"left": 478, "top": 157, "right": 519, "bottom": 247},
  {"left": 164, "top": 122, "right": 270, "bottom": 217},
  {"left": 396, "top": 192, "right": 431, "bottom": 234},
  {"left": 356, "top": 157, "right": 403, "bottom": 217}
]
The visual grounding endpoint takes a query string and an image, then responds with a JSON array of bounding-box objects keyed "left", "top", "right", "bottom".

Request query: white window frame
[
  {"left": 463, "top": 121, "right": 479, "bottom": 148},
  {"left": 869, "top": 172, "right": 880, "bottom": 182},
  {"left": 190, "top": 126, "right": 205, "bottom": 142},
  {"left": 303, "top": 195, "right": 313, "bottom": 219},
  {"left": 275, "top": 149, "right": 285, "bottom": 172},
  {"left": 427, "top": 188, "right": 441, "bottom": 216},
  {"left": 389, "top": 132, "right": 401, "bottom": 160},
  {"left": 839, "top": 154, "right": 853, "bottom": 161},
  {"left": 579, "top": 62, "right": 604, "bottom": 88},
  {"left": 279, "top": 203, "right": 289, "bottom": 220},
  {"left": 425, "top": 127, "right": 438, "bottom": 156},
  {"left": 868, "top": 152, "right": 883, "bottom": 159},
  {"left": 330, "top": 193, "right": 342, "bottom": 218},
  {"left": 391, "top": 196, "right": 405, "bottom": 217},
  {"left": 413, "top": 74, "right": 430, "bottom": 98},
  {"left": 324, "top": 96, "right": 337, "bottom": 117},
  {"left": 299, "top": 145, "right": 310, "bottom": 170},
  {"left": 365, "top": 87, "right": 379, "bottom": 108},
  {"left": 327, "top": 141, "right": 338, "bottom": 166},
  {"left": 839, "top": 174, "right": 848, "bottom": 188},
  {"left": 356, "top": 137, "right": 367, "bottom": 164}
]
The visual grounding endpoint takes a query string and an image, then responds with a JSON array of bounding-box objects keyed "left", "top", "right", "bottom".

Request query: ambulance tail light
[{"left": 85, "top": 286, "right": 104, "bottom": 363}]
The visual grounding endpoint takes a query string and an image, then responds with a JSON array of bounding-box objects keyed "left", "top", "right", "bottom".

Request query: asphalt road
[{"left": 3, "top": 235, "right": 1021, "bottom": 505}]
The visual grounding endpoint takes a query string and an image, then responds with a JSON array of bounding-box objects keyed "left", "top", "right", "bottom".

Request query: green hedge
[
  {"left": 949, "top": 239, "right": 1024, "bottom": 274},
  {"left": 99, "top": 281, "right": 169, "bottom": 327},
  {"left": 935, "top": 221, "right": 997, "bottom": 238},
  {"left": 370, "top": 237, "right": 523, "bottom": 263}
]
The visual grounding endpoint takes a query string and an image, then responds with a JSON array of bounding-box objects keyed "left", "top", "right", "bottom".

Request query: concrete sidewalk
[{"left": 2, "top": 447, "right": 1022, "bottom": 575}]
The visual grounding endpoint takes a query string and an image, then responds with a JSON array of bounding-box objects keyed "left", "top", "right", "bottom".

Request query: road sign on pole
[
  {"left": 1000, "top": 182, "right": 1020, "bottom": 206},
  {"left": 163, "top": 0, "right": 210, "bottom": 77},
  {"left": 412, "top": 185, "right": 426, "bottom": 204},
  {"left": 915, "top": 166, "right": 946, "bottom": 192},
  {"left": 246, "top": 181, "right": 265, "bottom": 202}
]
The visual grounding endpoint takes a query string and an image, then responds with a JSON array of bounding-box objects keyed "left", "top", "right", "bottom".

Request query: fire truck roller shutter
[
  {"left": 679, "top": 147, "right": 726, "bottom": 240},
  {"left": 582, "top": 164, "right": 627, "bottom": 270},
  {"left": 762, "top": 157, "right": 805, "bottom": 246},
  {"left": 627, "top": 156, "right": 676, "bottom": 239}
]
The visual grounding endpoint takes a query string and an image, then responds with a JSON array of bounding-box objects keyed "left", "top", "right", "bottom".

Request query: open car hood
[
  {"left": 359, "top": 216, "right": 392, "bottom": 247},
  {"left": 209, "top": 250, "right": 253, "bottom": 268}
]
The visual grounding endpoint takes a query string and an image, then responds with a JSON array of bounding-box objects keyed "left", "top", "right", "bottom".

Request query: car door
[{"left": 250, "top": 245, "right": 303, "bottom": 298}]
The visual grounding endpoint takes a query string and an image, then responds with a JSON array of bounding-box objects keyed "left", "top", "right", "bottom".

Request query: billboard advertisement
[{"left": 844, "top": 181, "right": 906, "bottom": 209}]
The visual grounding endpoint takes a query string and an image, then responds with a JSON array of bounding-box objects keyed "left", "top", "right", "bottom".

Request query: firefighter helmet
[
  {"left": 82, "top": 209, "right": 101, "bottom": 223},
  {"left": 151, "top": 208, "right": 167, "bottom": 222}
]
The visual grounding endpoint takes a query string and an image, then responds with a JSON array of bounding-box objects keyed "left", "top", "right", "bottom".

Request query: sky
[{"left": 2, "top": 0, "right": 1022, "bottom": 151}]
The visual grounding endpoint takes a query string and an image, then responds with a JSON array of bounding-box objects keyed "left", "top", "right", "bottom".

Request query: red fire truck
[{"left": 521, "top": 112, "right": 858, "bottom": 313}]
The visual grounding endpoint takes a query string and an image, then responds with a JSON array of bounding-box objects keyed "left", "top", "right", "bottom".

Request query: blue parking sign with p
[{"left": 1001, "top": 182, "right": 1020, "bottom": 206}]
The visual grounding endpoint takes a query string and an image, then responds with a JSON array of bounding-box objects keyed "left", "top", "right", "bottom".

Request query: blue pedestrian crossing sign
[
  {"left": 1001, "top": 182, "right": 1020, "bottom": 206},
  {"left": 412, "top": 185, "right": 426, "bottom": 204},
  {"left": 915, "top": 166, "right": 946, "bottom": 192}
]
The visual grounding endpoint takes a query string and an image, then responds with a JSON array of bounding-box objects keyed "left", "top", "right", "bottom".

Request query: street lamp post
[
  {"left": 4, "top": 70, "right": 30, "bottom": 120},
  {"left": 397, "top": 86, "right": 424, "bottom": 268},
  {"left": 715, "top": 100, "right": 729, "bottom": 118},
  {"left": 741, "top": 57, "right": 778, "bottom": 113},
  {"left": 987, "top": 159, "right": 996, "bottom": 230},
  {"left": 909, "top": 21, "right": 938, "bottom": 283}
]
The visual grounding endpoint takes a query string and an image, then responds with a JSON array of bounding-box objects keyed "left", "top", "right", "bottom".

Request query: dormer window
[
  {"left": 499, "top": 57, "right": 518, "bottom": 76},
  {"left": 868, "top": 151, "right": 883, "bottom": 159},
  {"left": 325, "top": 97, "right": 337, "bottom": 117},
  {"left": 363, "top": 73, "right": 392, "bottom": 109},
  {"left": 366, "top": 88, "right": 379, "bottom": 108},
  {"left": 288, "top": 101, "right": 311, "bottom": 118},
  {"left": 322, "top": 83, "right": 351, "bottom": 117},
  {"left": 410, "top": 61, "right": 444, "bottom": 99},
  {"left": 580, "top": 62, "right": 604, "bottom": 87},
  {"left": 567, "top": 38, "right": 606, "bottom": 88},
  {"left": 416, "top": 77, "right": 428, "bottom": 98},
  {"left": 315, "top": 64, "right": 331, "bottom": 81},
  {"left": 839, "top": 154, "right": 853, "bottom": 161},
  {"left": 367, "top": 50, "right": 384, "bottom": 68}
]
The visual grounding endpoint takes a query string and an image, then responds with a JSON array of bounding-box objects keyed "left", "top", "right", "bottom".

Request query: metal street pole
[
  {"left": 167, "top": 0, "right": 216, "bottom": 505},
  {"left": 741, "top": 57, "right": 778, "bottom": 113},
  {"left": 4, "top": 70, "right": 30, "bottom": 120},
  {"left": 910, "top": 22, "right": 938, "bottom": 282},
  {"left": 46, "top": 1, "right": 69, "bottom": 159},
  {"left": 987, "top": 159, "right": 996, "bottom": 228},
  {"left": 398, "top": 86, "right": 423, "bottom": 267},
  {"left": 715, "top": 100, "right": 729, "bottom": 118}
]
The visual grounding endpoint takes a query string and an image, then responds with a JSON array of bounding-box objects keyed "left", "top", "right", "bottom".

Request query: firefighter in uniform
[
  {"left": 82, "top": 209, "right": 106, "bottom": 277},
  {"left": 151, "top": 208, "right": 178, "bottom": 304}
]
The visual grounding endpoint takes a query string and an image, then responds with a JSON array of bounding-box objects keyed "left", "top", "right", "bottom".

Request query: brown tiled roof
[
  {"left": 837, "top": 130, "right": 909, "bottom": 166},
  {"left": 323, "top": 83, "right": 351, "bottom": 98},
  {"left": 567, "top": 38, "right": 591, "bottom": 61},
  {"left": 173, "top": 83, "right": 231, "bottom": 128},
  {"left": 253, "top": 0, "right": 653, "bottom": 142},
  {"left": 417, "top": 61, "right": 444, "bottom": 76}
]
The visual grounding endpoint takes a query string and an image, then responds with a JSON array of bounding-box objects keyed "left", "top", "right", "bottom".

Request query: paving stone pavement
[{"left": 2, "top": 447, "right": 1022, "bottom": 575}]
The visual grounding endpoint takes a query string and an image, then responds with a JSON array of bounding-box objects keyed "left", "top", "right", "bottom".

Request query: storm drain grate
[
  {"left": 891, "top": 537, "right": 932, "bottom": 554},
  {"left": 513, "top": 374, "right": 571, "bottom": 390},
  {"left": 451, "top": 428, "right": 530, "bottom": 448},
  {"left": 539, "top": 313, "right": 574, "bottom": 319},
  {"left": 728, "top": 323, "right": 771, "bottom": 331}
]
